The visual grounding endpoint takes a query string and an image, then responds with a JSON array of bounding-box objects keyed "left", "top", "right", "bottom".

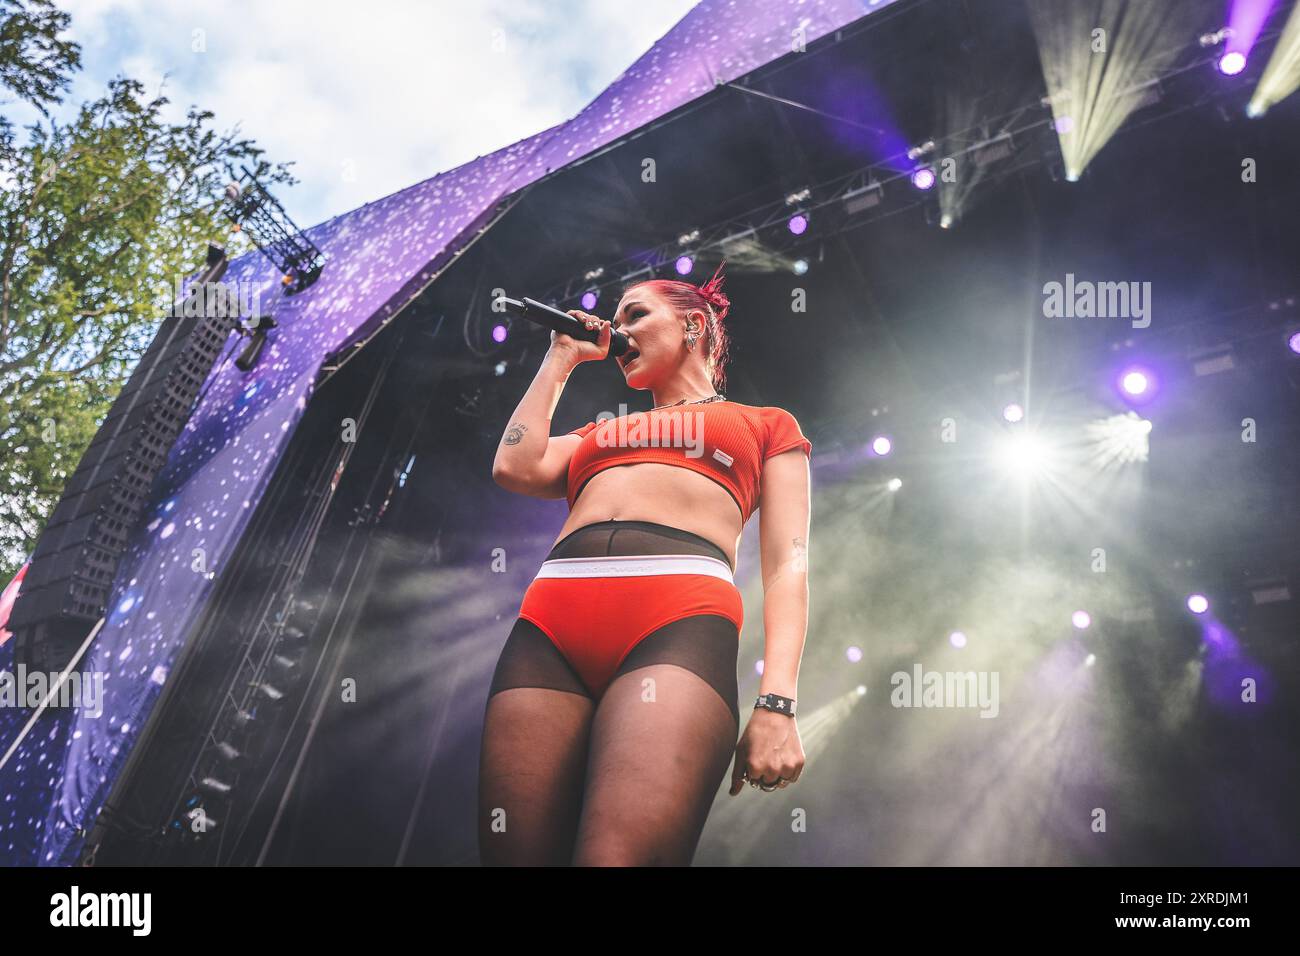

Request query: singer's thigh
[
  {"left": 478, "top": 618, "right": 595, "bottom": 866},
  {"left": 571, "top": 658, "right": 738, "bottom": 867}
]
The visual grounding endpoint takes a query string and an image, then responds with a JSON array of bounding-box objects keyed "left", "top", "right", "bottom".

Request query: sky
[{"left": 8, "top": 0, "right": 700, "bottom": 229}]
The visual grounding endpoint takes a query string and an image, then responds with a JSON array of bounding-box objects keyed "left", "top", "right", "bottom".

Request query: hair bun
[{"left": 697, "top": 260, "right": 730, "bottom": 319}]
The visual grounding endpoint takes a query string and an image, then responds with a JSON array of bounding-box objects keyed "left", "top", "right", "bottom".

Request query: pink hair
[{"left": 624, "top": 260, "right": 732, "bottom": 390}]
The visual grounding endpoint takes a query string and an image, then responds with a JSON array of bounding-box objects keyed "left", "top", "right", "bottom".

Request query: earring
[{"left": 685, "top": 322, "right": 700, "bottom": 350}]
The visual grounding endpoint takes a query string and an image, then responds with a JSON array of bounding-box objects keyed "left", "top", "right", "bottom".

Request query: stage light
[
  {"left": 938, "top": 214, "right": 953, "bottom": 229},
  {"left": 1053, "top": 115, "right": 1075, "bottom": 135},
  {"left": 1086, "top": 411, "right": 1153, "bottom": 469},
  {"left": 494, "top": 360, "right": 507, "bottom": 376},
  {"left": 1002, "top": 403, "right": 1025, "bottom": 423},
  {"left": 1122, "top": 371, "right": 1148, "bottom": 394},
  {"left": 675, "top": 255, "right": 694, "bottom": 275},
  {"left": 846, "top": 646, "right": 863, "bottom": 663},
  {"left": 788, "top": 213, "right": 809, "bottom": 235},
  {"left": 911, "top": 167, "right": 936, "bottom": 191},
  {"left": 949, "top": 631, "right": 967, "bottom": 648},
  {"left": 1245, "top": 0, "right": 1300, "bottom": 116},
  {"left": 996, "top": 432, "right": 1047, "bottom": 477},
  {"left": 1030, "top": 0, "right": 1193, "bottom": 179},
  {"left": 792, "top": 258, "right": 809, "bottom": 276},
  {"left": 886, "top": 478, "right": 902, "bottom": 491},
  {"left": 843, "top": 181, "right": 884, "bottom": 215},
  {"left": 1084, "top": 654, "right": 1096, "bottom": 667},
  {"left": 1117, "top": 365, "right": 1158, "bottom": 404},
  {"left": 1072, "top": 610, "right": 1092, "bottom": 629},
  {"left": 581, "top": 289, "right": 599, "bottom": 310},
  {"left": 1218, "top": 50, "right": 1248, "bottom": 75},
  {"left": 199, "top": 777, "right": 233, "bottom": 796},
  {"left": 1187, "top": 593, "right": 1210, "bottom": 614},
  {"left": 491, "top": 324, "right": 507, "bottom": 343},
  {"left": 871, "top": 435, "right": 892, "bottom": 456},
  {"left": 906, "top": 140, "right": 935, "bottom": 161},
  {"left": 1288, "top": 330, "right": 1300, "bottom": 354}
]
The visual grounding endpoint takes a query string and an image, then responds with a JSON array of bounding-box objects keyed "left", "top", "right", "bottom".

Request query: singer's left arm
[{"left": 729, "top": 447, "right": 811, "bottom": 794}]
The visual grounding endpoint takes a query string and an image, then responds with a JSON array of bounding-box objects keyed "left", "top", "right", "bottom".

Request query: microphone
[{"left": 498, "top": 296, "right": 630, "bottom": 358}]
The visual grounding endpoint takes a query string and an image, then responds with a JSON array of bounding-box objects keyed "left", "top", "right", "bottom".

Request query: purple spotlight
[
  {"left": 1053, "top": 115, "right": 1075, "bottom": 135},
  {"left": 1187, "top": 593, "right": 1210, "bottom": 615},
  {"left": 491, "top": 324, "right": 508, "bottom": 343},
  {"left": 1218, "top": 51, "right": 1247, "bottom": 75},
  {"left": 581, "top": 290, "right": 598, "bottom": 310},
  {"left": 675, "top": 255, "right": 694, "bottom": 275},
  {"left": 1072, "top": 610, "right": 1092, "bottom": 630},
  {"left": 1116, "top": 365, "right": 1158, "bottom": 404},
  {"left": 911, "top": 167, "right": 936, "bottom": 191},
  {"left": 1288, "top": 330, "right": 1300, "bottom": 354},
  {"left": 788, "top": 213, "right": 809, "bottom": 235},
  {"left": 949, "top": 630, "right": 967, "bottom": 648},
  {"left": 846, "top": 645, "right": 863, "bottom": 663},
  {"left": 871, "top": 435, "right": 892, "bottom": 456},
  {"left": 1121, "top": 371, "right": 1149, "bottom": 395}
]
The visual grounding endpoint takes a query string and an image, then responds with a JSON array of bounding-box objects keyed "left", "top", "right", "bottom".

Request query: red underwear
[{"left": 517, "top": 553, "right": 744, "bottom": 698}]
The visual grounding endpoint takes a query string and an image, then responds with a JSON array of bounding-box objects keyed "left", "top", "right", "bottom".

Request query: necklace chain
[{"left": 651, "top": 392, "right": 726, "bottom": 412}]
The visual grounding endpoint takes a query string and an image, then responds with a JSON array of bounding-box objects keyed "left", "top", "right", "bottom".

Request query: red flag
[{"left": 0, "top": 561, "right": 29, "bottom": 647}]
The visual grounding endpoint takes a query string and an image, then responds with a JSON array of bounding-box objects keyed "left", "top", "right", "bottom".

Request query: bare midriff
[{"left": 556, "top": 462, "right": 745, "bottom": 571}]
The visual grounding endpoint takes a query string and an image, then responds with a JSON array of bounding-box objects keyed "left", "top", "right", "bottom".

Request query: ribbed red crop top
[{"left": 565, "top": 401, "right": 811, "bottom": 523}]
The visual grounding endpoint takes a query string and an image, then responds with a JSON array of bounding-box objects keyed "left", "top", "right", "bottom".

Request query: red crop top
[{"left": 565, "top": 401, "right": 811, "bottom": 523}]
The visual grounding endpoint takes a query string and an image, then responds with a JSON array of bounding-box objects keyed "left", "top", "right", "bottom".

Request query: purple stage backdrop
[{"left": 0, "top": 0, "right": 897, "bottom": 866}]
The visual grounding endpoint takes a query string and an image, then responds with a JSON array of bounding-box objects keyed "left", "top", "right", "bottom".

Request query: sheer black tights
[
  {"left": 478, "top": 521, "right": 741, "bottom": 866},
  {"left": 478, "top": 617, "right": 740, "bottom": 866}
]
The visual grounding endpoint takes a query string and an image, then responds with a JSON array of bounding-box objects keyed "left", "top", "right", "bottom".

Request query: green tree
[{"left": 1, "top": 0, "right": 295, "bottom": 579}]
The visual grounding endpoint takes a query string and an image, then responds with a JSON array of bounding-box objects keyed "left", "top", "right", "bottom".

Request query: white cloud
[{"left": 40, "top": 0, "right": 698, "bottom": 227}]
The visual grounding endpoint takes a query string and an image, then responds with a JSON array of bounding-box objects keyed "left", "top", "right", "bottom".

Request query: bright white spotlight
[
  {"left": 1084, "top": 653, "right": 1097, "bottom": 667},
  {"left": 996, "top": 432, "right": 1047, "bottom": 478},
  {"left": 886, "top": 478, "right": 902, "bottom": 492},
  {"left": 1187, "top": 593, "right": 1210, "bottom": 615},
  {"left": 1218, "top": 51, "right": 1247, "bottom": 76},
  {"left": 1002, "top": 403, "right": 1025, "bottom": 423},
  {"left": 871, "top": 436, "right": 892, "bottom": 456},
  {"left": 949, "top": 631, "right": 967, "bottom": 648},
  {"left": 792, "top": 258, "right": 809, "bottom": 276},
  {"left": 1072, "top": 610, "right": 1092, "bottom": 629},
  {"left": 1085, "top": 411, "right": 1152, "bottom": 468}
]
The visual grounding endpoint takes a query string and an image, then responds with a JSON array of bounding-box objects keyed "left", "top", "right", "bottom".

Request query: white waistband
[{"left": 535, "top": 553, "right": 734, "bottom": 583}]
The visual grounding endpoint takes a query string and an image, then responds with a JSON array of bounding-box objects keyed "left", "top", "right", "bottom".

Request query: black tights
[{"left": 478, "top": 521, "right": 741, "bottom": 866}]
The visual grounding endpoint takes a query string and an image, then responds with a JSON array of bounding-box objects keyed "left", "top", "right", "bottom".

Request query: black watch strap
[{"left": 754, "top": 693, "right": 796, "bottom": 717}]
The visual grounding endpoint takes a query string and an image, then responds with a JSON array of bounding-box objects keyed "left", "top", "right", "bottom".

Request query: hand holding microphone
[
  {"left": 498, "top": 295, "right": 630, "bottom": 366},
  {"left": 552, "top": 309, "right": 615, "bottom": 365}
]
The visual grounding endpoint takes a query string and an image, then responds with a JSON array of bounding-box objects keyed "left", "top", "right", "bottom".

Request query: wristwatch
[{"left": 754, "top": 693, "right": 796, "bottom": 717}]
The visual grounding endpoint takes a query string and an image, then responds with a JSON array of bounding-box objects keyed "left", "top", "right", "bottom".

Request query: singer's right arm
[{"left": 491, "top": 347, "right": 583, "bottom": 500}]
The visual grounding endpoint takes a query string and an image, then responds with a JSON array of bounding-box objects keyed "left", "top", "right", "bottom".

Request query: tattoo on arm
[{"left": 503, "top": 423, "right": 527, "bottom": 445}]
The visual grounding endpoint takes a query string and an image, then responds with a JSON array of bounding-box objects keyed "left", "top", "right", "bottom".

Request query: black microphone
[{"left": 498, "top": 296, "right": 630, "bottom": 358}]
